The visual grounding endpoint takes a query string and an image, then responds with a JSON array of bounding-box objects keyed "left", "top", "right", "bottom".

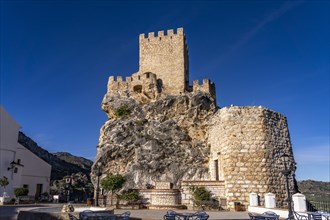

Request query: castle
[
  {"left": 98, "top": 28, "right": 296, "bottom": 210},
  {"left": 106, "top": 28, "right": 216, "bottom": 102}
]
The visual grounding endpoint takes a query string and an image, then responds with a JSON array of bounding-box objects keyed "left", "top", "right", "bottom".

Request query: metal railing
[{"left": 306, "top": 200, "right": 330, "bottom": 212}]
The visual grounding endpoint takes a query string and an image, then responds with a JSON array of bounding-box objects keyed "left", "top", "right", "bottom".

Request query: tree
[
  {"left": 100, "top": 174, "right": 125, "bottom": 206},
  {"left": 0, "top": 176, "right": 9, "bottom": 196}
]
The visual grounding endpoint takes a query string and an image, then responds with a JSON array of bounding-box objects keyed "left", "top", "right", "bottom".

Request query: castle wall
[
  {"left": 192, "top": 79, "right": 216, "bottom": 100},
  {"left": 138, "top": 28, "right": 189, "bottom": 95},
  {"left": 106, "top": 72, "right": 159, "bottom": 97},
  {"left": 207, "top": 106, "right": 296, "bottom": 210}
]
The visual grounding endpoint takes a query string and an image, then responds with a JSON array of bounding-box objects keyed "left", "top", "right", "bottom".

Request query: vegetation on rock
[{"left": 114, "top": 105, "right": 131, "bottom": 118}]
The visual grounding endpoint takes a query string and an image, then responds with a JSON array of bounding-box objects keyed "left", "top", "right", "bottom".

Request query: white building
[{"left": 0, "top": 106, "right": 51, "bottom": 201}]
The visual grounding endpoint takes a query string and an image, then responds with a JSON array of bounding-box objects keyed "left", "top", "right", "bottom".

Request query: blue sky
[{"left": 0, "top": 0, "right": 329, "bottom": 181}]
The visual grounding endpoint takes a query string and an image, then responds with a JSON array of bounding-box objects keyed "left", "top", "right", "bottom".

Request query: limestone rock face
[{"left": 92, "top": 92, "right": 217, "bottom": 189}]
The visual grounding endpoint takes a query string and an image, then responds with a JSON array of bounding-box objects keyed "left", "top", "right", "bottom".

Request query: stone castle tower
[
  {"left": 105, "top": 28, "right": 215, "bottom": 103},
  {"left": 98, "top": 28, "right": 297, "bottom": 210},
  {"left": 138, "top": 28, "right": 189, "bottom": 95}
]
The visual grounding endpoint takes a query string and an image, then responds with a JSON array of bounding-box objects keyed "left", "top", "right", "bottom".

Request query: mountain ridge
[{"left": 18, "top": 131, "right": 93, "bottom": 180}]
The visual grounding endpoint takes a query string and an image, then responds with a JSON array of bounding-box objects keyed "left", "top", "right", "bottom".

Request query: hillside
[
  {"left": 298, "top": 180, "right": 330, "bottom": 201},
  {"left": 18, "top": 131, "right": 93, "bottom": 180},
  {"left": 53, "top": 152, "right": 92, "bottom": 170}
]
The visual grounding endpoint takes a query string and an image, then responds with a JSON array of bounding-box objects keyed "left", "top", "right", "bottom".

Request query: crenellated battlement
[
  {"left": 192, "top": 79, "right": 216, "bottom": 100},
  {"left": 108, "top": 72, "right": 157, "bottom": 84},
  {"left": 106, "top": 72, "right": 160, "bottom": 100},
  {"left": 139, "top": 28, "right": 184, "bottom": 40}
]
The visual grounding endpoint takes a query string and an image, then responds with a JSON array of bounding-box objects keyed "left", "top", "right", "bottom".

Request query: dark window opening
[
  {"left": 133, "top": 85, "right": 142, "bottom": 93},
  {"left": 215, "top": 159, "right": 219, "bottom": 180}
]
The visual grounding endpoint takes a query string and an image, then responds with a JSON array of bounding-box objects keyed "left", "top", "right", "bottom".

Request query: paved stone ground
[
  {"left": 0, "top": 203, "right": 250, "bottom": 220},
  {"left": 114, "top": 209, "right": 250, "bottom": 220}
]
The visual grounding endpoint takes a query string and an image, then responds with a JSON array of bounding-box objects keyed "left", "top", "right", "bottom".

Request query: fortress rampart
[
  {"left": 106, "top": 74, "right": 216, "bottom": 100},
  {"left": 207, "top": 106, "right": 296, "bottom": 209}
]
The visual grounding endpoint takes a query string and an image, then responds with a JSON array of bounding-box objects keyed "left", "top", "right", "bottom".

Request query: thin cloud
[
  {"left": 230, "top": 0, "right": 305, "bottom": 52},
  {"left": 205, "top": 0, "right": 305, "bottom": 70}
]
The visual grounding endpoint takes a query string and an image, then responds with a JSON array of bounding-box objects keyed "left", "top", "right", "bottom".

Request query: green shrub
[
  {"left": 14, "top": 187, "right": 29, "bottom": 197},
  {"left": 118, "top": 190, "right": 139, "bottom": 203},
  {"left": 114, "top": 105, "right": 131, "bottom": 118},
  {"left": 190, "top": 186, "right": 210, "bottom": 205}
]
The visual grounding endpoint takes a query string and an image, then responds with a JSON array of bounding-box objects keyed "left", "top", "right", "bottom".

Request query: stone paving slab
[
  {"left": 0, "top": 204, "right": 251, "bottom": 220},
  {"left": 114, "top": 209, "right": 250, "bottom": 220}
]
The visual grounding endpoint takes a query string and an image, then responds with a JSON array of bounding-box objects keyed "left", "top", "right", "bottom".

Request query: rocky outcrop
[
  {"left": 93, "top": 92, "right": 217, "bottom": 189},
  {"left": 92, "top": 29, "right": 297, "bottom": 209},
  {"left": 18, "top": 132, "right": 92, "bottom": 180}
]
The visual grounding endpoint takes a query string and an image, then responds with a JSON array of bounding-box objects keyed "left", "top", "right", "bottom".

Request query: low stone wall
[{"left": 139, "top": 189, "right": 182, "bottom": 209}]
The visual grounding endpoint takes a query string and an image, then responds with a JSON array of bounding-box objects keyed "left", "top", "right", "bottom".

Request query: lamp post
[
  {"left": 95, "top": 161, "right": 102, "bottom": 206},
  {"left": 65, "top": 175, "right": 72, "bottom": 203},
  {"left": 282, "top": 154, "right": 294, "bottom": 220}
]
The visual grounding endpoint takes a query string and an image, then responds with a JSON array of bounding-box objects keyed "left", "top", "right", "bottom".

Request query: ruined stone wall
[
  {"left": 138, "top": 28, "right": 189, "bottom": 95},
  {"left": 207, "top": 106, "right": 296, "bottom": 210},
  {"left": 192, "top": 79, "right": 216, "bottom": 100}
]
